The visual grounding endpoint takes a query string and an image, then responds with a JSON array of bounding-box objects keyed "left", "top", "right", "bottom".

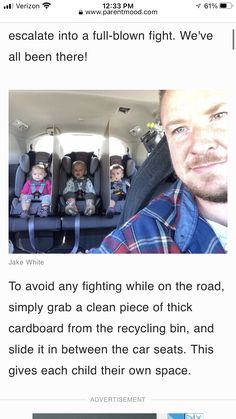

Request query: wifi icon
[{"left": 42, "top": 2, "right": 51, "bottom": 8}]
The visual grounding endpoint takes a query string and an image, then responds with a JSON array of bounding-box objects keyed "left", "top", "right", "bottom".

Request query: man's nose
[{"left": 190, "top": 125, "right": 217, "bottom": 154}]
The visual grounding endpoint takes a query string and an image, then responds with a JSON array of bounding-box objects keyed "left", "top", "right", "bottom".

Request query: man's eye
[
  {"left": 212, "top": 111, "right": 228, "bottom": 120},
  {"left": 172, "top": 126, "right": 187, "bottom": 135}
]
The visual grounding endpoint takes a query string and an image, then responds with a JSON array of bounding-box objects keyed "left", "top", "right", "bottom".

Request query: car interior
[{"left": 9, "top": 90, "right": 175, "bottom": 253}]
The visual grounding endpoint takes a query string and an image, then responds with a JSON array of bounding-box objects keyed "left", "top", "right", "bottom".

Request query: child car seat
[
  {"left": 10, "top": 151, "right": 52, "bottom": 216},
  {"left": 9, "top": 150, "right": 60, "bottom": 253},
  {"left": 108, "top": 154, "right": 137, "bottom": 214},
  {"left": 9, "top": 163, "right": 18, "bottom": 208},
  {"left": 59, "top": 151, "right": 100, "bottom": 215}
]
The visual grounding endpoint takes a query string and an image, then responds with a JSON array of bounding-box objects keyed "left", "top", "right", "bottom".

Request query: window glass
[
  {"left": 109, "top": 136, "right": 128, "bottom": 156},
  {"left": 34, "top": 135, "right": 53, "bottom": 153},
  {"left": 59, "top": 133, "right": 104, "bottom": 156}
]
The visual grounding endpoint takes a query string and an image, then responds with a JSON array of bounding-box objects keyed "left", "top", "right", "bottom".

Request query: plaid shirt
[{"left": 89, "top": 180, "right": 226, "bottom": 254}]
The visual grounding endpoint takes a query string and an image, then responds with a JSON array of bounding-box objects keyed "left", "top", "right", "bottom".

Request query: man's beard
[
  {"left": 188, "top": 182, "right": 227, "bottom": 203},
  {"left": 185, "top": 153, "right": 227, "bottom": 203}
]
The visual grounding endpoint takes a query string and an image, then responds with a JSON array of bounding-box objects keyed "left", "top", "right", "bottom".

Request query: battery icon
[{"left": 220, "top": 2, "right": 233, "bottom": 8}]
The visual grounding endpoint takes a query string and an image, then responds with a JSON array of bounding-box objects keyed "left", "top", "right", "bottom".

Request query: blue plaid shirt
[{"left": 89, "top": 180, "right": 226, "bottom": 254}]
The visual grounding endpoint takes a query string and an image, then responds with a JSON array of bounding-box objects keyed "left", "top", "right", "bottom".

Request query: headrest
[
  {"left": 19, "top": 151, "right": 51, "bottom": 174},
  {"left": 62, "top": 156, "right": 72, "bottom": 175},
  {"left": 126, "top": 159, "right": 136, "bottom": 177},
  {"left": 34, "top": 151, "right": 51, "bottom": 164},
  {"left": 19, "top": 154, "right": 30, "bottom": 173},
  {"left": 90, "top": 156, "right": 99, "bottom": 175},
  {"left": 110, "top": 155, "right": 122, "bottom": 166}
]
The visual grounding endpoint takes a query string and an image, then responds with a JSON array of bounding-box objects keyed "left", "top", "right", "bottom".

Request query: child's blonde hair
[
  {"left": 31, "top": 163, "right": 48, "bottom": 174},
  {"left": 110, "top": 164, "right": 124, "bottom": 175}
]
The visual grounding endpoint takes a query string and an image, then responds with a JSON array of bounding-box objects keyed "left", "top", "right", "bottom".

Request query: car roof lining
[{"left": 9, "top": 90, "right": 160, "bottom": 146}]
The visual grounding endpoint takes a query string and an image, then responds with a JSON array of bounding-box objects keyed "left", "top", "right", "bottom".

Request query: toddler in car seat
[
  {"left": 63, "top": 160, "right": 96, "bottom": 216},
  {"left": 19, "top": 163, "right": 51, "bottom": 219},
  {"left": 106, "top": 164, "right": 130, "bottom": 218}
]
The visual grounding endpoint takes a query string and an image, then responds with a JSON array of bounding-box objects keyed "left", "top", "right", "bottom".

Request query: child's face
[
  {"left": 73, "top": 164, "right": 86, "bottom": 179},
  {"left": 32, "top": 168, "right": 46, "bottom": 181},
  {"left": 111, "top": 168, "right": 123, "bottom": 181}
]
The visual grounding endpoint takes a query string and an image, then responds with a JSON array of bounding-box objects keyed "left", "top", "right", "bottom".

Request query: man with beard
[{"left": 89, "top": 90, "right": 228, "bottom": 253}]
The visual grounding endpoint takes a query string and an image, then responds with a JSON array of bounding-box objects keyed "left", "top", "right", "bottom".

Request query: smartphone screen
[{"left": 1, "top": 1, "right": 235, "bottom": 418}]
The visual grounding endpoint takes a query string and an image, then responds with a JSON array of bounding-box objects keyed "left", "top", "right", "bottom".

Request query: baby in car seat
[
  {"left": 106, "top": 164, "right": 130, "bottom": 218},
  {"left": 19, "top": 163, "right": 51, "bottom": 219},
  {"left": 63, "top": 160, "right": 96, "bottom": 216}
]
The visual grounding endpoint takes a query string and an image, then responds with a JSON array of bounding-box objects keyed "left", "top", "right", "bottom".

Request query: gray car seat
[
  {"left": 9, "top": 151, "right": 62, "bottom": 253},
  {"left": 108, "top": 153, "right": 137, "bottom": 214},
  {"left": 59, "top": 151, "right": 100, "bottom": 215},
  {"left": 10, "top": 151, "right": 52, "bottom": 216},
  {"left": 57, "top": 152, "right": 102, "bottom": 253},
  {"left": 9, "top": 163, "right": 18, "bottom": 208}
]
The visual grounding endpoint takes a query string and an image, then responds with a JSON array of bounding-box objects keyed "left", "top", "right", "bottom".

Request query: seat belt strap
[
  {"left": 31, "top": 181, "right": 46, "bottom": 195},
  {"left": 28, "top": 216, "right": 37, "bottom": 253},
  {"left": 70, "top": 214, "right": 81, "bottom": 254}
]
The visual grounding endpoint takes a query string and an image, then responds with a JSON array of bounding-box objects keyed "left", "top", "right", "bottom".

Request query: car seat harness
[{"left": 30, "top": 180, "right": 46, "bottom": 200}]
